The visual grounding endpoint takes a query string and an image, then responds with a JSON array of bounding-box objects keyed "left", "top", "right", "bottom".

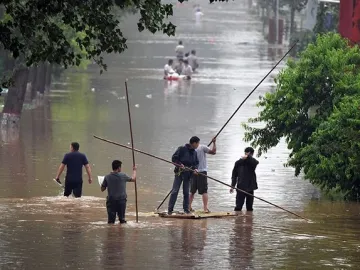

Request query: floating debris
[
  {"left": 135, "top": 104, "right": 140, "bottom": 108},
  {"left": 91, "top": 88, "right": 95, "bottom": 92},
  {"left": 146, "top": 94, "right": 152, "bottom": 99}
]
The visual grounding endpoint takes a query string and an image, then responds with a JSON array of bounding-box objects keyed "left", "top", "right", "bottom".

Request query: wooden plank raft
[{"left": 157, "top": 211, "right": 237, "bottom": 219}]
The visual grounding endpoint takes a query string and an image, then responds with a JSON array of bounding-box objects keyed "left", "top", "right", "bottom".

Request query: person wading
[
  {"left": 101, "top": 160, "right": 136, "bottom": 224},
  {"left": 230, "top": 147, "right": 259, "bottom": 211},
  {"left": 55, "top": 142, "right": 92, "bottom": 197},
  {"left": 168, "top": 136, "right": 200, "bottom": 215},
  {"left": 189, "top": 137, "right": 216, "bottom": 213}
]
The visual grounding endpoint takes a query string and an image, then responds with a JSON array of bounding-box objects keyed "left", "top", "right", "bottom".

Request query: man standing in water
[
  {"left": 230, "top": 147, "right": 259, "bottom": 211},
  {"left": 168, "top": 136, "right": 200, "bottom": 215},
  {"left": 175, "top": 40, "right": 185, "bottom": 60},
  {"left": 55, "top": 142, "right": 92, "bottom": 198},
  {"left": 189, "top": 137, "right": 217, "bottom": 213}
]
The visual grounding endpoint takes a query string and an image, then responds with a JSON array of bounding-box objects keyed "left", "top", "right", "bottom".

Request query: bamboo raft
[{"left": 157, "top": 211, "right": 237, "bottom": 219}]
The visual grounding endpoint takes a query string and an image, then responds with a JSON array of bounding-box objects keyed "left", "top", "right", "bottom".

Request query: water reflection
[
  {"left": 229, "top": 214, "right": 254, "bottom": 270},
  {"left": 169, "top": 220, "right": 207, "bottom": 269},
  {"left": 101, "top": 227, "right": 126, "bottom": 269},
  {"left": 61, "top": 226, "right": 83, "bottom": 269}
]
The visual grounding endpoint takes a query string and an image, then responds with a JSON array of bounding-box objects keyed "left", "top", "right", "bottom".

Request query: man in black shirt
[
  {"left": 55, "top": 142, "right": 92, "bottom": 197},
  {"left": 230, "top": 147, "right": 259, "bottom": 211}
]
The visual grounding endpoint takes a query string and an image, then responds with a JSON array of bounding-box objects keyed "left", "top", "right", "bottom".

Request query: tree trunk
[
  {"left": 30, "top": 66, "right": 38, "bottom": 100},
  {"left": 2, "top": 68, "right": 29, "bottom": 121},
  {"left": 36, "top": 62, "right": 46, "bottom": 95},
  {"left": 45, "top": 63, "right": 52, "bottom": 92},
  {"left": 290, "top": 7, "right": 296, "bottom": 36}
]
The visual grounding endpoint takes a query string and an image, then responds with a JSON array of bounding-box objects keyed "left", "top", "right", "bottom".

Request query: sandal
[
  {"left": 204, "top": 209, "right": 211, "bottom": 214},
  {"left": 190, "top": 208, "right": 195, "bottom": 212}
]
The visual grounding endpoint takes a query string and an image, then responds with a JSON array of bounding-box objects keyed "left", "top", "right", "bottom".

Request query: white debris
[
  {"left": 146, "top": 94, "right": 152, "bottom": 99},
  {"left": 91, "top": 88, "right": 95, "bottom": 92},
  {"left": 135, "top": 104, "right": 139, "bottom": 108}
]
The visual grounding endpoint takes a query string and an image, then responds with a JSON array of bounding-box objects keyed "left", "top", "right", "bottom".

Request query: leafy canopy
[
  {"left": 0, "top": 0, "right": 181, "bottom": 71},
  {"left": 243, "top": 33, "right": 360, "bottom": 199}
]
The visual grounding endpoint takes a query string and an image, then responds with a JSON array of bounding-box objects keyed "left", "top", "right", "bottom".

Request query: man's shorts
[
  {"left": 64, "top": 181, "right": 83, "bottom": 198},
  {"left": 191, "top": 171, "right": 208, "bottom": 195}
]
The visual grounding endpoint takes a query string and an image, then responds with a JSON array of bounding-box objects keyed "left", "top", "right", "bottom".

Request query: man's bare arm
[
  {"left": 85, "top": 164, "right": 92, "bottom": 184},
  {"left": 130, "top": 166, "right": 137, "bottom": 182},
  {"left": 208, "top": 137, "right": 217, "bottom": 155},
  {"left": 55, "top": 164, "right": 65, "bottom": 179},
  {"left": 101, "top": 186, "right": 106, "bottom": 192}
]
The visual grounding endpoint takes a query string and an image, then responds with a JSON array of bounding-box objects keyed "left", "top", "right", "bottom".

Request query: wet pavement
[{"left": 0, "top": 1, "right": 360, "bottom": 269}]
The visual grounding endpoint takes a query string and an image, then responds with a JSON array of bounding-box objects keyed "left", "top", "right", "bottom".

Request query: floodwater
[{"left": 0, "top": 1, "right": 360, "bottom": 269}]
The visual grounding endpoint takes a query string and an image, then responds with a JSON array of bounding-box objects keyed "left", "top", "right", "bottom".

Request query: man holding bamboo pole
[
  {"left": 189, "top": 137, "right": 217, "bottom": 213},
  {"left": 230, "top": 147, "right": 259, "bottom": 212},
  {"left": 168, "top": 136, "right": 200, "bottom": 215}
]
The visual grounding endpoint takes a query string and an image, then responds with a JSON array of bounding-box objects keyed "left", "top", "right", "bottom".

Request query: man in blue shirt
[{"left": 55, "top": 142, "right": 92, "bottom": 197}]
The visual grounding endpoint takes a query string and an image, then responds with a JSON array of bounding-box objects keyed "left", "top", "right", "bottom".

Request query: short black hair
[
  {"left": 71, "top": 142, "right": 80, "bottom": 151},
  {"left": 191, "top": 50, "right": 196, "bottom": 54},
  {"left": 245, "top": 147, "right": 255, "bottom": 154},
  {"left": 112, "top": 160, "right": 122, "bottom": 171},
  {"left": 185, "top": 52, "right": 189, "bottom": 57},
  {"left": 169, "top": 59, "right": 173, "bottom": 64},
  {"left": 190, "top": 136, "right": 200, "bottom": 144},
  {"left": 184, "top": 60, "right": 189, "bottom": 65},
  {"left": 179, "top": 40, "right": 183, "bottom": 45}
]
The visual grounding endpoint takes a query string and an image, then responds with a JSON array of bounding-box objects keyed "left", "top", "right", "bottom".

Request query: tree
[
  {"left": 295, "top": 95, "right": 360, "bottom": 200},
  {"left": 243, "top": 33, "right": 360, "bottom": 198},
  {"left": 0, "top": 0, "right": 177, "bottom": 73}
]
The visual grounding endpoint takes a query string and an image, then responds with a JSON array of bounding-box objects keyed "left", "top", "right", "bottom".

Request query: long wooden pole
[
  {"left": 93, "top": 135, "right": 310, "bottom": 222},
  {"left": 207, "top": 40, "right": 299, "bottom": 147},
  {"left": 125, "top": 81, "right": 139, "bottom": 223}
]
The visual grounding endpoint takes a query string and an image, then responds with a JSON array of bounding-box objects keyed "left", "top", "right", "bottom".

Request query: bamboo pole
[
  {"left": 125, "top": 81, "right": 139, "bottom": 223},
  {"left": 93, "top": 135, "right": 310, "bottom": 222},
  {"left": 207, "top": 39, "right": 299, "bottom": 146}
]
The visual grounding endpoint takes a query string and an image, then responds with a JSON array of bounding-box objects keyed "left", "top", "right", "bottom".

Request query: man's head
[
  {"left": 189, "top": 136, "right": 200, "bottom": 149},
  {"left": 168, "top": 59, "right": 173, "bottom": 65},
  {"left": 191, "top": 50, "right": 196, "bottom": 55},
  {"left": 70, "top": 142, "right": 80, "bottom": 152},
  {"left": 184, "top": 60, "right": 189, "bottom": 66},
  {"left": 185, "top": 52, "right": 189, "bottom": 57},
  {"left": 244, "top": 147, "right": 255, "bottom": 156},
  {"left": 112, "top": 160, "right": 122, "bottom": 172},
  {"left": 179, "top": 40, "right": 183, "bottom": 45},
  {"left": 179, "top": 59, "right": 184, "bottom": 64}
]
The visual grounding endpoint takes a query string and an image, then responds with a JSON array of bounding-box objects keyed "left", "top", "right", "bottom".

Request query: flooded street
[{"left": 1, "top": 1, "right": 360, "bottom": 269}]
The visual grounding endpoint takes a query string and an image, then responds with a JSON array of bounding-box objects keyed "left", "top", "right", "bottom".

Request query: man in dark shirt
[
  {"left": 101, "top": 160, "right": 136, "bottom": 224},
  {"left": 230, "top": 147, "right": 259, "bottom": 211},
  {"left": 168, "top": 136, "right": 200, "bottom": 215},
  {"left": 55, "top": 142, "right": 92, "bottom": 198}
]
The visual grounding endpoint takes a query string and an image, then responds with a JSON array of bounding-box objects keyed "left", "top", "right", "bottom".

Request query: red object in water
[{"left": 339, "top": 0, "right": 354, "bottom": 41}]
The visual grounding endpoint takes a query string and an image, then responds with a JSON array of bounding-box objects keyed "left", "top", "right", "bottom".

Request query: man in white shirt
[
  {"left": 164, "top": 59, "right": 175, "bottom": 78},
  {"left": 189, "top": 137, "right": 217, "bottom": 213},
  {"left": 183, "top": 60, "right": 193, "bottom": 80},
  {"left": 175, "top": 40, "right": 185, "bottom": 60}
]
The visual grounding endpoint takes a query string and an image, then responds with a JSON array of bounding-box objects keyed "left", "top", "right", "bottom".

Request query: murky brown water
[{"left": 1, "top": 1, "right": 360, "bottom": 269}]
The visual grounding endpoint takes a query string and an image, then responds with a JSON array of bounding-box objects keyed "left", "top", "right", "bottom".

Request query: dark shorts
[
  {"left": 64, "top": 181, "right": 83, "bottom": 198},
  {"left": 191, "top": 171, "right": 208, "bottom": 195}
]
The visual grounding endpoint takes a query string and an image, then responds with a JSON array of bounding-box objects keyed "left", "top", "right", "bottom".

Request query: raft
[{"left": 157, "top": 211, "right": 237, "bottom": 219}]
